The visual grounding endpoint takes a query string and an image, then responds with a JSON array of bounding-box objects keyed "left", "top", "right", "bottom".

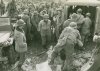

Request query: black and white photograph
[{"left": 0, "top": 0, "right": 100, "bottom": 71}]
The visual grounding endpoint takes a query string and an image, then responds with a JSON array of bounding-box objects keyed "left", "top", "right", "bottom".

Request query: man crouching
[{"left": 49, "top": 22, "right": 83, "bottom": 71}]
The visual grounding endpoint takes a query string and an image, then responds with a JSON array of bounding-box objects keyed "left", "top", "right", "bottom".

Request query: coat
[
  {"left": 59, "top": 27, "right": 81, "bottom": 45},
  {"left": 81, "top": 17, "right": 92, "bottom": 35},
  {"left": 50, "top": 27, "right": 82, "bottom": 71},
  {"left": 22, "top": 14, "right": 31, "bottom": 35},
  {"left": 14, "top": 29, "right": 27, "bottom": 53},
  {"left": 38, "top": 20, "right": 51, "bottom": 36},
  {"left": 77, "top": 14, "right": 84, "bottom": 29}
]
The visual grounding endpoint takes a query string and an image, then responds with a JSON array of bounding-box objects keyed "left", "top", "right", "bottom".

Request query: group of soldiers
[{"left": 0, "top": 0, "right": 95, "bottom": 71}]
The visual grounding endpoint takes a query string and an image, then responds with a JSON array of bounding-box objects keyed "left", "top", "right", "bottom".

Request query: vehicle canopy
[
  {"left": 65, "top": 0, "right": 100, "bottom": 6},
  {"left": 0, "top": 17, "right": 12, "bottom": 43}
]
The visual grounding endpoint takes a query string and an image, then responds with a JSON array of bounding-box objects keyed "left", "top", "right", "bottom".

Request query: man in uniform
[
  {"left": 38, "top": 14, "right": 51, "bottom": 49},
  {"left": 22, "top": 10, "right": 31, "bottom": 44},
  {"left": 49, "top": 22, "right": 83, "bottom": 71},
  {"left": 81, "top": 13, "right": 92, "bottom": 44},
  {"left": 31, "top": 11, "right": 40, "bottom": 40},
  {"left": 76, "top": 8, "right": 84, "bottom": 32},
  {"left": 55, "top": 8, "right": 64, "bottom": 40}
]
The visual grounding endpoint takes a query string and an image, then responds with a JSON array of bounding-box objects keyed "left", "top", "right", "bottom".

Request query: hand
[{"left": 48, "top": 60, "right": 54, "bottom": 65}]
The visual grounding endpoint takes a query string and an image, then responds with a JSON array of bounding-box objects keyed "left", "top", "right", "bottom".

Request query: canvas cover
[{"left": 0, "top": 17, "right": 11, "bottom": 43}]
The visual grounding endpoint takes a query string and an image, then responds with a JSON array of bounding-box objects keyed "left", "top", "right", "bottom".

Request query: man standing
[
  {"left": 81, "top": 13, "right": 92, "bottom": 44},
  {"left": 49, "top": 22, "right": 83, "bottom": 71},
  {"left": 22, "top": 10, "right": 31, "bottom": 44},
  {"left": 76, "top": 8, "right": 84, "bottom": 32},
  {"left": 55, "top": 8, "right": 64, "bottom": 40},
  {"left": 31, "top": 11, "right": 40, "bottom": 40},
  {"left": 38, "top": 14, "right": 51, "bottom": 49}
]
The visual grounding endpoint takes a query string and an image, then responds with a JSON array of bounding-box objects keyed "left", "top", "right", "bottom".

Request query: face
[
  {"left": 57, "top": 11, "right": 61, "bottom": 15},
  {"left": 19, "top": 25, "right": 24, "bottom": 29},
  {"left": 73, "top": 25, "right": 78, "bottom": 29},
  {"left": 44, "top": 18, "right": 48, "bottom": 21}
]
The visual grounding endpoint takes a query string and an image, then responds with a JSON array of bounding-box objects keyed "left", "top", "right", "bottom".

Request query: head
[
  {"left": 34, "top": 11, "right": 38, "bottom": 16},
  {"left": 43, "top": 14, "right": 49, "bottom": 22},
  {"left": 70, "top": 13, "right": 78, "bottom": 21},
  {"left": 86, "top": 13, "right": 91, "bottom": 17},
  {"left": 69, "top": 22, "right": 77, "bottom": 29},
  {"left": 23, "top": 9, "right": 29, "bottom": 15},
  {"left": 77, "top": 8, "right": 82, "bottom": 14},
  {"left": 16, "top": 19, "right": 25, "bottom": 29},
  {"left": 57, "top": 8, "right": 62, "bottom": 15}
]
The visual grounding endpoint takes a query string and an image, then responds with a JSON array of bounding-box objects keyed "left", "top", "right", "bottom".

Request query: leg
[
  {"left": 47, "top": 32, "right": 51, "bottom": 47},
  {"left": 18, "top": 53, "right": 25, "bottom": 71},
  {"left": 49, "top": 43, "right": 65, "bottom": 64},
  {"left": 41, "top": 35, "right": 46, "bottom": 49}
]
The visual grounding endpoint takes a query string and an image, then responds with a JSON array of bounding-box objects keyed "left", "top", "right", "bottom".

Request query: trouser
[
  {"left": 41, "top": 34, "right": 51, "bottom": 48},
  {"left": 81, "top": 33, "right": 89, "bottom": 45},
  {"left": 16, "top": 52, "right": 25, "bottom": 67},
  {"left": 55, "top": 26, "right": 62, "bottom": 40},
  {"left": 50, "top": 39, "right": 74, "bottom": 71}
]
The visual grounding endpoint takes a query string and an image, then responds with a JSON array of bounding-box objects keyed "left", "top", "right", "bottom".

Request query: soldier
[
  {"left": 63, "top": 13, "right": 78, "bottom": 29},
  {"left": 22, "top": 10, "right": 31, "bottom": 44},
  {"left": 38, "top": 14, "right": 51, "bottom": 49},
  {"left": 14, "top": 19, "right": 27, "bottom": 71},
  {"left": 55, "top": 8, "right": 64, "bottom": 40},
  {"left": 81, "top": 13, "right": 92, "bottom": 44},
  {"left": 88, "top": 33, "right": 100, "bottom": 71},
  {"left": 49, "top": 22, "right": 83, "bottom": 71},
  {"left": 31, "top": 11, "right": 40, "bottom": 40},
  {"left": 76, "top": 8, "right": 84, "bottom": 32}
]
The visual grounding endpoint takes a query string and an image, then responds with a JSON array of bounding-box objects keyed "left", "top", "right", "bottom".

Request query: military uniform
[
  {"left": 38, "top": 19, "right": 51, "bottom": 48},
  {"left": 50, "top": 22, "right": 82, "bottom": 71},
  {"left": 22, "top": 12, "right": 31, "bottom": 44},
  {"left": 55, "top": 10, "right": 64, "bottom": 40},
  {"left": 81, "top": 16, "right": 92, "bottom": 44}
]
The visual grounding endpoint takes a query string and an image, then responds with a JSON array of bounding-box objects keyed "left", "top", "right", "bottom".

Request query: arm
[
  {"left": 59, "top": 27, "right": 67, "bottom": 39},
  {"left": 38, "top": 21, "right": 42, "bottom": 32}
]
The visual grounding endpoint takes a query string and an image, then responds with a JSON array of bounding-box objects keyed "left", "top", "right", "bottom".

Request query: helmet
[
  {"left": 70, "top": 13, "right": 78, "bottom": 19},
  {"left": 77, "top": 8, "right": 82, "bottom": 13},
  {"left": 69, "top": 22, "right": 77, "bottom": 28},
  {"left": 86, "top": 13, "right": 91, "bottom": 17},
  {"left": 16, "top": 19, "right": 25, "bottom": 26}
]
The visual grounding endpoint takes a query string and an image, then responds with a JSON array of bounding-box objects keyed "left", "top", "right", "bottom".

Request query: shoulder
[
  {"left": 48, "top": 20, "right": 51, "bottom": 23},
  {"left": 39, "top": 20, "right": 44, "bottom": 24},
  {"left": 64, "top": 19, "right": 71, "bottom": 23}
]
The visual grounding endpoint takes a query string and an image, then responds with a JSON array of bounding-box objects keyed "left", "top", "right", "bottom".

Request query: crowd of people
[{"left": 1, "top": 0, "right": 100, "bottom": 71}]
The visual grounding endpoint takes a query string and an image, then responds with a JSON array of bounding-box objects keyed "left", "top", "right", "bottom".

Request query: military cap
[
  {"left": 16, "top": 19, "right": 25, "bottom": 26},
  {"left": 86, "top": 13, "right": 91, "bottom": 17},
  {"left": 71, "top": 13, "right": 78, "bottom": 19},
  {"left": 69, "top": 22, "right": 77, "bottom": 28},
  {"left": 77, "top": 8, "right": 82, "bottom": 13}
]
